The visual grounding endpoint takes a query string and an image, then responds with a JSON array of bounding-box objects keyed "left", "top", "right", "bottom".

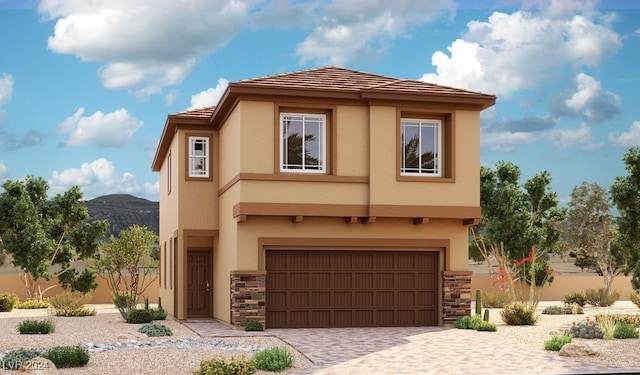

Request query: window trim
[
  {"left": 397, "top": 110, "right": 454, "bottom": 183},
  {"left": 274, "top": 104, "right": 335, "bottom": 176},
  {"left": 185, "top": 134, "right": 213, "bottom": 181},
  {"left": 400, "top": 118, "right": 443, "bottom": 177}
]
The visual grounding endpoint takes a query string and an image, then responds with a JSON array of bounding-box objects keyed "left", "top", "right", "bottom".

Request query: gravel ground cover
[
  {"left": 0, "top": 305, "right": 311, "bottom": 374},
  {"left": 1, "top": 302, "right": 639, "bottom": 374}
]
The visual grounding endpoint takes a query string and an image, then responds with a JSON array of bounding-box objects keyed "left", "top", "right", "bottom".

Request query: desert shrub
[
  {"left": 585, "top": 288, "right": 620, "bottom": 307},
  {"left": 630, "top": 292, "right": 640, "bottom": 308},
  {"left": 49, "top": 291, "right": 96, "bottom": 317},
  {"left": 193, "top": 357, "right": 255, "bottom": 375},
  {"left": 482, "top": 292, "right": 510, "bottom": 308},
  {"left": 567, "top": 318, "right": 603, "bottom": 339},
  {"left": 475, "top": 320, "right": 497, "bottom": 332},
  {"left": 252, "top": 347, "right": 294, "bottom": 372},
  {"left": 596, "top": 313, "right": 640, "bottom": 327},
  {"left": 15, "top": 298, "right": 51, "bottom": 309},
  {"left": 150, "top": 308, "right": 167, "bottom": 320},
  {"left": 565, "top": 303, "right": 584, "bottom": 315},
  {"left": 0, "top": 348, "right": 45, "bottom": 370},
  {"left": 500, "top": 302, "right": 537, "bottom": 325},
  {"left": 613, "top": 323, "right": 639, "bottom": 339},
  {"left": 17, "top": 319, "right": 55, "bottom": 334},
  {"left": 138, "top": 323, "right": 173, "bottom": 337},
  {"left": 126, "top": 308, "right": 153, "bottom": 324},
  {"left": 453, "top": 315, "right": 483, "bottom": 330},
  {"left": 542, "top": 305, "right": 566, "bottom": 315},
  {"left": 598, "top": 313, "right": 617, "bottom": 340},
  {"left": 544, "top": 335, "right": 573, "bottom": 351},
  {"left": 245, "top": 320, "right": 264, "bottom": 332},
  {"left": 45, "top": 345, "right": 90, "bottom": 368},
  {"left": 563, "top": 292, "right": 587, "bottom": 307},
  {"left": 0, "top": 292, "right": 19, "bottom": 312}
]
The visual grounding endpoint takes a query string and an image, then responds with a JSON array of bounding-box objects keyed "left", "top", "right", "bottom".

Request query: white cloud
[
  {"left": 609, "top": 121, "right": 640, "bottom": 148},
  {"left": 481, "top": 129, "right": 540, "bottom": 152},
  {"left": 0, "top": 160, "right": 8, "bottom": 180},
  {"left": 188, "top": 78, "right": 229, "bottom": 110},
  {"left": 295, "top": 0, "right": 454, "bottom": 66},
  {"left": 549, "top": 73, "right": 620, "bottom": 123},
  {"left": 49, "top": 158, "right": 146, "bottom": 199},
  {"left": 482, "top": 123, "right": 599, "bottom": 152},
  {"left": 421, "top": 6, "right": 621, "bottom": 97},
  {"left": 0, "top": 73, "right": 14, "bottom": 106},
  {"left": 58, "top": 107, "right": 143, "bottom": 147},
  {"left": 547, "top": 123, "right": 600, "bottom": 150},
  {"left": 39, "top": 0, "right": 248, "bottom": 95}
]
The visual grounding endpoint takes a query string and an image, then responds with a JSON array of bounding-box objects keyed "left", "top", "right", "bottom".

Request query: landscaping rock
[
  {"left": 17, "top": 357, "right": 56, "bottom": 374},
  {"left": 559, "top": 343, "right": 599, "bottom": 357}
]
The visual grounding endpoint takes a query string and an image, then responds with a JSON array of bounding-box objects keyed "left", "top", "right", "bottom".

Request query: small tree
[
  {"left": 611, "top": 148, "right": 640, "bottom": 291},
  {"left": 92, "top": 224, "right": 158, "bottom": 319},
  {"left": 0, "top": 176, "right": 108, "bottom": 299},
  {"left": 562, "top": 182, "right": 623, "bottom": 292}
]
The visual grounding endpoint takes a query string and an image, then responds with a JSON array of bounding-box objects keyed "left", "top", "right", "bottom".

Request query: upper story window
[
  {"left": 401, "top": 118, "right": 442, "bottom": 177},
  {"left": 188, "top": 136, "right": 209, "bottom": 178},
  {"left": 280, "top": 113, "right": 326, "bottom": 173}
]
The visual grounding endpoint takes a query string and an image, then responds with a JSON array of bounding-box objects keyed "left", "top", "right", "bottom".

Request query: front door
[{"left": 187, "top": 249, "right": 211, "bottom": 318}]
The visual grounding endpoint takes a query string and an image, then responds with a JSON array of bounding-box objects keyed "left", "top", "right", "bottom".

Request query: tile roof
[{"left": 170, "top": 106, "right": 215, "bottom": 118}]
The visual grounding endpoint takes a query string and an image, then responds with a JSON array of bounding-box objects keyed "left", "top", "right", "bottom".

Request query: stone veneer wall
[
  {"left": 230, "top": 272, "right": 266, "bottom": 328},
  {"left": 442, "top": 271, "right": 472, "bottom": 325}
]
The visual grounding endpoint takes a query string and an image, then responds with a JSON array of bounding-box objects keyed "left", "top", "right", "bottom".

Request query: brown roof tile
[{"left": 170, "top": 106, "right": 215, "bottom": 119}]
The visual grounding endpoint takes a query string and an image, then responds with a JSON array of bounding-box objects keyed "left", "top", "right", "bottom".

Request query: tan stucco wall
[
  {"left": 472, "top": 275, "right": 637, "bottom": 302},
  {"left": 0, "top": 275, "right": 159, "bottom": 304}
]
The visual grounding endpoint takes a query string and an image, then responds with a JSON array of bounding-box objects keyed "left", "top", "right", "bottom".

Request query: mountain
[{"left": 85, "top": 194, "right": 159, "bottom": 237}]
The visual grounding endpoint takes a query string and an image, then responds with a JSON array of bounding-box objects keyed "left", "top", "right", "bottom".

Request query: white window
[
  {"left": 188, "top": 136, "right": 209, "bottom": 178},
  {"left": 401, "top": 119, "right": 442, "bottom": 176},
  {"left": 280, "top": 113, "right": 326, "bottom": 173}
]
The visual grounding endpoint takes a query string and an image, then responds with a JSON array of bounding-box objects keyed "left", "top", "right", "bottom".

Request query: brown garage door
[{"left": 266, "top": 250, "right": 439, "bottom": 328}]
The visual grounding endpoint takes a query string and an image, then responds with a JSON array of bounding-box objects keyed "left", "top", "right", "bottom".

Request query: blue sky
[{"left": 0, "top": 0, "right": 639, "bottom": 204}]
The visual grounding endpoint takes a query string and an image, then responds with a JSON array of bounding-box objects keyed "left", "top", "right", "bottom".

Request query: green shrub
[
  {"left": 475, "top": 320, "right": 497, "bottom": 332},
  {"left": 567, "top": 318, "right": 603, "bottom": 339},
  {"left": 126, "top": 308, "right": 153, "bottom": 324},
  {"left": 544, "top": 335, "right": 573, "bottom": 351},
  {"left": 630, "top": 292, "right": 640, "bottom": 308},
  {"left": 15, "top": 298, "right": 51, "bottom": 309},
  {"left": 193, "top": 357, "right": 255, "bottom": 375},
  {"left": 482, "top": 292, "right": 510, "bottom": 308},
  {"left": 17, "top": 319, "right": 55, "bottom": 334},
  {"left": 150, "top": 307, "right": 167, "bottom": 320},
  {"left": 0, "top": 348, "right": 45, "bottom": 370},
  {"left": 252, "top": 347, "right": 294, "bottom": 372},
  {"left": 595, "top": 313, "right": 640, "bottom": 327},
  {"left": 245, "top": 320, "right": 264, "bottom": 331},
  {"left": 563, "top": 292, "right": 587, "bottom": 307},
  {"left": 0, "top": 292, "right": 19, "bottom": 312},
  {"left": 542, "top": 305, "right": 566, "bottom": 315},
  {"left": 500, "top": 302, "right": 537, "bottom": 325},
  {"left": 585, "top": 288, "right": 620, "bottom": 307},
  {"left": 613, "top": 323, "right": 639, "bottom": 339},
  {"left": 55, "top": 307, "right": 97, "bottom": 317},
  {"left": 138, "top": 322, "right": 173, "bottom": 337},
  {"left": 45, "top": 345, "right": 90, "bottom": 368},
  {"left": 453, "top": 315, "right": 483, "bottom": 330}
]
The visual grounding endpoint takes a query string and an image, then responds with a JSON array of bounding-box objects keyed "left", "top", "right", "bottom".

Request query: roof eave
[
  {"left": 151, "top": 115, "right": 211, "bottom": 172},
  {"left": 361, "top": 91, "right": 496, "bottom": 110}
]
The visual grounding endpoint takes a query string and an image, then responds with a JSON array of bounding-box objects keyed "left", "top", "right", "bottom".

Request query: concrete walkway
[{"left": 184, "top": 319, "right": 640, "bottom": 375}]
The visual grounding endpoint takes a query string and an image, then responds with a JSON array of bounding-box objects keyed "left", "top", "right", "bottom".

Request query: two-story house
[{"left": 151, "top": 67, "right": 495, "bottom": 328}]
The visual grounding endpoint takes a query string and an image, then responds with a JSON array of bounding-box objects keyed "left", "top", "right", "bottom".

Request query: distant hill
[{"left": 85, "top": 194, "right": 159, "bottom": 237}]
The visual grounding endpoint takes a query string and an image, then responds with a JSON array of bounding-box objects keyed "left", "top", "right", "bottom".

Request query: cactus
[
  {"left": 144, "top": 296, "right": 150, "bottom": 311},
  {"left": 566, "top": 318, "right": 603, "bottom": 339},
  {"left": 483, "top": 309, "right": 490, "bottom": 322},
  {"left": 157, "top": 296, "right": 163, "bottom": 311},
  {"left": 475, "top": 290, "right": 482, "bottom": 316}
]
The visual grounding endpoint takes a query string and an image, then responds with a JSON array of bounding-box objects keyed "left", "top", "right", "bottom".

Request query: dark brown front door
[
  {"left": 187, "top": 250, "right": 211, "bottom": 318},
  {"left": 266, "top": 250, "right": 439, "bottom": 328}
]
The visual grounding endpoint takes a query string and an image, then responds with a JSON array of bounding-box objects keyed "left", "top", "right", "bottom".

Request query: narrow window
[
  {"left": 188, "top": 136, "right": 209, "bottom": 178},
  {"left": 167, "top": 150, "right": 172, "bottom": 193},
  {"left": 280, "top": 113, "right": 326, "bottom": 173},
  {"left": 401, "top": 119, "right": 442, "bottom": 176}
]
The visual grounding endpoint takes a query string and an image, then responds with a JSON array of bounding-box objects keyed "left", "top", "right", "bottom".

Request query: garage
[{"left": 265, "top": 249, "right": 439, "bottom": 328}]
